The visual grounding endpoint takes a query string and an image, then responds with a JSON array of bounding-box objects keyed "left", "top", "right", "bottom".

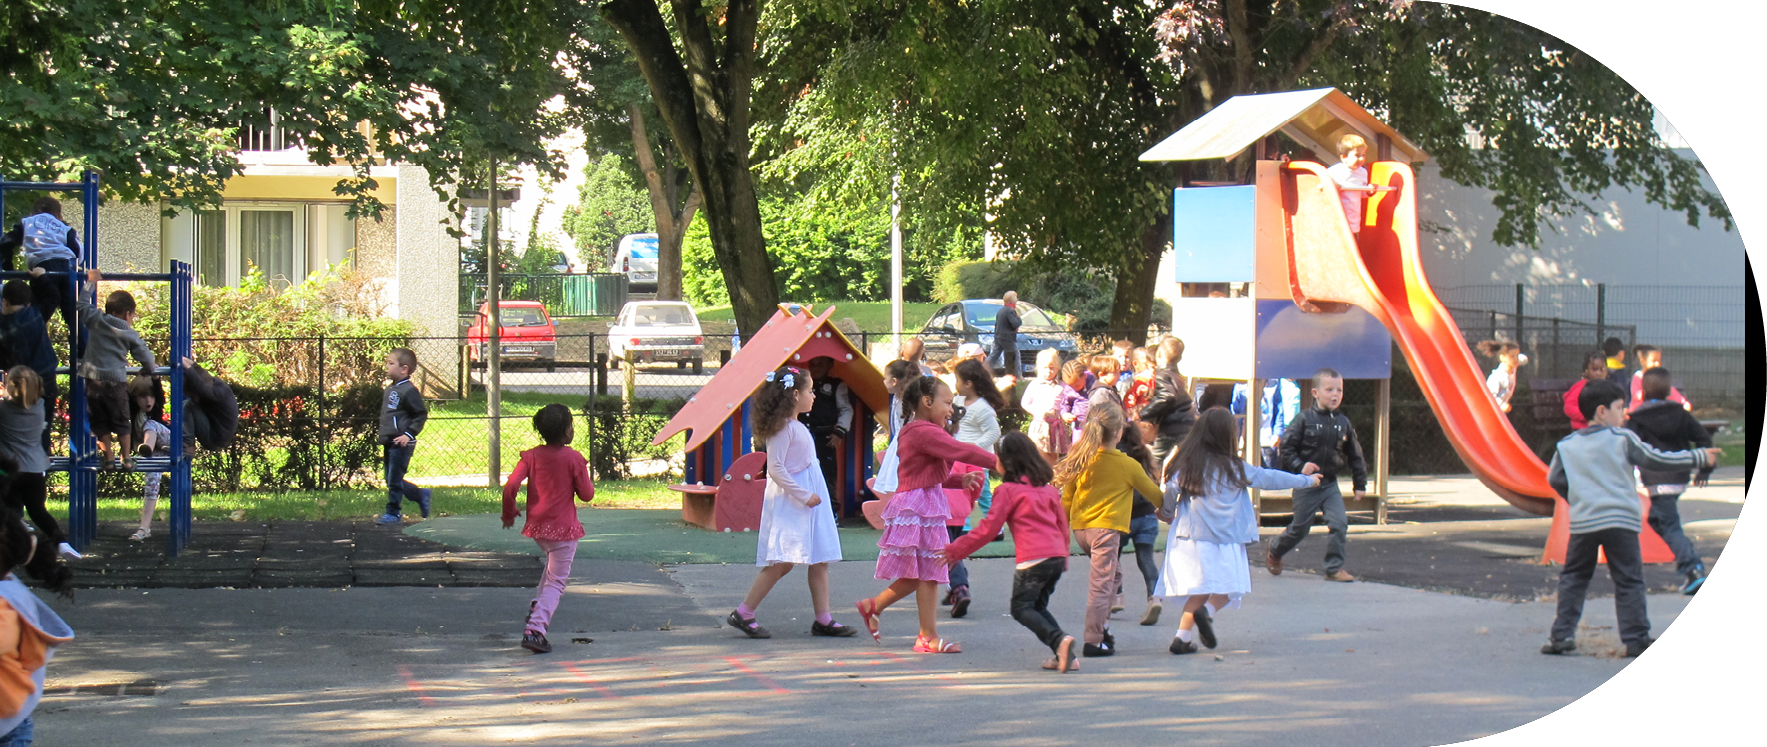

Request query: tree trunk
[
  {"left": 602, "top": 0, "right": 778, "bottom": 338},
  {"left": 1108, "top": 207, "right": 1172, "bottom": 345},
  {"left": 627, "top": 104, "right": 700, "bottom": 301}
]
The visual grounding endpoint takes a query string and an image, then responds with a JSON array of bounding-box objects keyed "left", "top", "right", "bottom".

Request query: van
[{"left": 612, "top": 233, "right": 659, "bottom": 291}]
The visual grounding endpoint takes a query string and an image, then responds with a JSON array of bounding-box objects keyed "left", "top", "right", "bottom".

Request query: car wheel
[
  {"left": 692, "top": 357, "right": 704, "bottom": 375},
  {"left": 676, "top": 360, "right": 685, "bottom": 369},
  {"left": 545, "top": 360, "right": 556, "bottom": 373}
]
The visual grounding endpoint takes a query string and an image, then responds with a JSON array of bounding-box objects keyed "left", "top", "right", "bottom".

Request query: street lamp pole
[{"left": 890, "top": 170, "right": 903, "bottom": 347}]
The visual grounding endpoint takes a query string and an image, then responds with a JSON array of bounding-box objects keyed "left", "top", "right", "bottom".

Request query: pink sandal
[
  {"left": 913, "top": 635, "right": 961, "bottom": 654},
  {"left": 855, "top": 598, "right": 882, "bottom": 643}
]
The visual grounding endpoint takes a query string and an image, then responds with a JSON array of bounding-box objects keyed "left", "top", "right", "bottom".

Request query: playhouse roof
[
  {"left": 1138, "top": 88, "right": 1429, "bottom": 165},
  {"left": 652, "top": 305, "right": 890, "bottom": 451}
]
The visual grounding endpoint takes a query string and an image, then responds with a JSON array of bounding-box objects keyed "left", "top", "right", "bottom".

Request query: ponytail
[{"left": 1054, "top": 402, "right": 1126, "bottom": 490}]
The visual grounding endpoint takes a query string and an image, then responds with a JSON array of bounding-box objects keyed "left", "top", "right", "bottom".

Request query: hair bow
[{"left": 782, "top": 372, "right": 796, "bottom": 389}]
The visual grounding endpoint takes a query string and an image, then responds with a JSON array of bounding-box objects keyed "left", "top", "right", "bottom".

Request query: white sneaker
[
  {"left": 129, "top": 528, "right": 151, "bottom": 541},
  {"left": 58, "top": 542, "right": 82, "bottom": 560}
]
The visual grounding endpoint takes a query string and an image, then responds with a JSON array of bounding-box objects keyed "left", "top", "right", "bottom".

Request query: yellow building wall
[{"left": 221, "top": 175, "right": 399, "bottom": 205}]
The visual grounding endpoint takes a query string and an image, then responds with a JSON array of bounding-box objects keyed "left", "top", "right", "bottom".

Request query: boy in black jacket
[
  {"left": 375, "top": 348, "right": 431, "bottom": 525},
  {"left": 1268, "top": 368, "right": 1367, "bottom": 583},
  {"left": 1624, "top": 367, "right": 1715, "bottom": 595}
]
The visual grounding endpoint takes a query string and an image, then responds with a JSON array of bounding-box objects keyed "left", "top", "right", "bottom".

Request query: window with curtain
[
  {"left": 195, "top": 210, "right": 225, "bottom": 287},
  {"left": 239, "top": 209, "right": 295, "bottom": 283}
]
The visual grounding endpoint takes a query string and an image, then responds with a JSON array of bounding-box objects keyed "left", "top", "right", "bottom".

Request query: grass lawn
[
  {"left": 411, "top": 389, "right": 604, "bottom": 480},
  {"left": 55, "top": 478, "right": 680, "bottom": 523},
  {"left": 695, "top": 301, "right": 943, "bottom": 333}
]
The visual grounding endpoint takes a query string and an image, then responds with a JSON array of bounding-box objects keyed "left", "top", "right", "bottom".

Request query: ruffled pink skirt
[{"left": 873, "top": 486, "right": 951, "bottom": 583}]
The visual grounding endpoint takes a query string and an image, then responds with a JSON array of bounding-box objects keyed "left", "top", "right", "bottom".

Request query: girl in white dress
[
  {"left": 726, "top": 365, "right": 856, "bottom": 640},
  {"left": 1155, "top": 408, "right": 1320, "bottom": 654},
  {"left": 1476, "top": 340, "right": 1528, "bottom": 413}
]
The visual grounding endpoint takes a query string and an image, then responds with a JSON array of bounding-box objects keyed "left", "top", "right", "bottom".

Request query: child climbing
[
  {"left": 67, "top": 270, "right": 155, "bottom": 470},
  {"left": 728, "top": 367, "right": 855, "bottom": 640},
  {"left": 1157, "top": 408, "right": 1320, "bottom": 654},
  {"left": 1056, "top": 401, "right": 1162, "bottom": 658},
  {"left": 1476, "top": 340, "right": 1528, "bottom": 414},
  {"left": 856, "top": 375, "right": 989, "bottom": 653},
  {"left": 937, "top": 432, "right": 1078, "bottom": 672},
  {"left": 501, "top": 404, "right": 595, "bottom": 654},
  {"left": 127, "top": 376, "right": 170, "bottom": 541}
]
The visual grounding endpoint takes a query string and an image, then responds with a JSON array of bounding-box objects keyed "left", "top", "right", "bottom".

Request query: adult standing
[
  {"left": 1138, "top": 337, "right": 1196, "bottom": 473},
  {"left": 991, "top": 291, "right": 1023, "bottom": 377},
  {"left": 898, "top": 337, "right": 935, "bottom": 377}
]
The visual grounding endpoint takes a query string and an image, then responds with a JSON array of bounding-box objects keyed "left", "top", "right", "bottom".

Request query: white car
[
  {"left": 607, "top": 301, "right": 706, "bottom": 373},
  {"left": 612, "top": 233, "right": 659, "bottom": 291}
]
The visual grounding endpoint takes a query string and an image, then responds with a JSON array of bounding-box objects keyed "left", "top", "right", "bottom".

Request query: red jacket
[
  {"left": 895, "top": 420, "right": 997, "bottom": 493},
  {"left": 1563, "top": 379, "right": 1591, "bottom": 430},
  {"left": 502, "top": 445, "right": 595, "bottom": 541},
  {"left": 944, "top": 480, "right": 1070, "bottom": 565}
]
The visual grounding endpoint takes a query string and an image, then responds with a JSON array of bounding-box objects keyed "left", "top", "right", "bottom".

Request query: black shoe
[
  {"left": 521, "top": 630, "right": 552, "bottom": 654},
  {"left": 1540, "top": 638, "right": 1576, "bottom": 655},
  {"left": 1625, "top": 638, "right": 1654, "bottom": 658},
  {"left": 1683, "top": 565, "right": 1707, "bottom": 596},
  {"left": 951, "top": 586, "right": 971, "bottom": 619},
  {"left": 1169, "top": 637, "right": 1198, "bottom": 655},
  {"left": 1192, "top": 607, "right": 1217, "bottom": 650},
  {"left": 1082, "top": 641, "right": 1115, "bottom": 657},
  {"left": 941, "top": 588, "right": 955, "bottom": 607},
  {"left": 811, "top": 620, "right": 857, "bottom": 637},
  {"left": 726, "top": 610, "right": 771, "bottom": 639},
  {"left": 1101, "top": 630, "right": 1115, "bottom": 648}
]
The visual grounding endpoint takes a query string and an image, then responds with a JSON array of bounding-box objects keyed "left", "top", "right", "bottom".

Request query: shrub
[
  {"left": 934, "top": 259, "right": 1019, "bottom": 303},
  {"left": 581, "top": 395, "right": 687, "bottom": 480}
]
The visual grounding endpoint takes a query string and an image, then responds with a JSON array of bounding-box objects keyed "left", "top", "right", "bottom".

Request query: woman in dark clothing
[{"left": 1138, "top": 337, "right": 1195, "bottom": 475}]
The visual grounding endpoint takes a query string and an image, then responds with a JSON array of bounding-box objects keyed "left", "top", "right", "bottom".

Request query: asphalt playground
[{"left": 31, "top": 470, "right": 1748, "bottom": 746}]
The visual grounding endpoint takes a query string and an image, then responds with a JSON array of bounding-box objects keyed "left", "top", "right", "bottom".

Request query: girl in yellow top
[{"left": 1055, "top": 402, "right": 1161, "bottom": 658}]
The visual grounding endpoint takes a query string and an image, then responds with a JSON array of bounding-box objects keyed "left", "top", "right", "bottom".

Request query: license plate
[{"left": 503, "top": 347, "right": 535, "bottom": 355}]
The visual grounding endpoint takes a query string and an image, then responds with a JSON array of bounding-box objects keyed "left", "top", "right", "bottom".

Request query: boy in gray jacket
[
  {"left": 1543, "top": 379, "right": 1718, "bottom": 658},
  {"left": 65, "top": 270, "right": 157, "bottom": 470}
]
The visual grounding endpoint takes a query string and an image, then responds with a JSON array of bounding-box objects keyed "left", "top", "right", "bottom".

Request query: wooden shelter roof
[{"left": 1139, "top": 88, "right": 1429, "bottom": 164}]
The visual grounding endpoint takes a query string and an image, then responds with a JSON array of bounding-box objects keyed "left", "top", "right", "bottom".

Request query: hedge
[{"left": 582, "top": 395, "right": 687, "bottom": 480}]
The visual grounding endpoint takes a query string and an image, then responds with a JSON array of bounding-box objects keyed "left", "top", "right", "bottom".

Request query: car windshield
[
  {"left": 630, "top": 239, "right": 659, "bottom": 259},
  {"left": 499, "top": 308, "right": 547, "bottom": 327},
  {"left": 965, "top": 303, "right": 1061, "bottom": 331},
  {"left": 632, "top": 305, "right": 694, "bottom": 326}
]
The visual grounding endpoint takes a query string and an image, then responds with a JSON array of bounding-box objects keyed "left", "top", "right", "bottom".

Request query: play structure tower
[{"left": 1141, "top": 88, "right": 1680, "bottom": 563}]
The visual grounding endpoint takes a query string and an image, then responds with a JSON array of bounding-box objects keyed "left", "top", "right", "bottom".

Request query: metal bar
[
  {"left": 1374, "top": 377, "right": 1391, "bottom": 525},
  {"left": 167, "top": 261, "right": 192, "bottom": 556},
  {"left": 1595, "top": 283, "right": 1606, "bottom": 345},
  {"left": 0, "top": 181, "right": 91, "bottom": 191},
  {"left": 1514, "top": 283, "right": 1524, "bottom": 345},
  {"left": 1, "top": 272, "right": 180, "bottom": 281}
]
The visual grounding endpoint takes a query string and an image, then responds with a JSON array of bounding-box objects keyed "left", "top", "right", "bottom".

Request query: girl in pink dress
[
  {"left": 855, "top": 376, "right": 990, "bottom": 653},
  {"left": 501, "top": 404, "right": 595, "bottom": 654}
]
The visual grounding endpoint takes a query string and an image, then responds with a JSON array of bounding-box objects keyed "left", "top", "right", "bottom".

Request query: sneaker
[
  {"left": 1169, "top": 637, "right": 1198, "bottom": 655},
  {"left": 1082, "top": 641, "right": 1114, "bottom": 657},
  {"left": 1265, "top": 548, "right": 1283, "bottom": 576},
  {"left": 1192, "top": 606, "right": 1217, "bottom": 649},
  {"left": 1101, "top": 630, "right": 1116, "bottom": 649},
  {"left": 374, "top": 513, "right": 402, "bottom": 526},
  {"left": 1139, "top": 598, "right": 1163, "bottom": 626},
  {"left": 521, "top": 630, "right": 552, "bottom": 654},
  {"left": 941, "top": 588, "right": 956, "bottom": 607},
  {"left": 1682, "top": 566, "right": 1707, "bottom": 596},
  {"left": 128, "top": 528, "right": 151, "bottom": 541},
  {"left": 1324, "top": 570, "right": 1356, "bottom": 583},
  {"left": 951, "top": 586, "right": 971, "bottom": 619},
  {"left": 418, "top": 488, "right": 433, "bottom": 519},
  {"left": 1540, "top": 638, "right": 1577, "bottom": 655},
  {"left": 1624, "top": 638, "right": 1654, "bottom": 658},
  {"left": 57, "top": 542, "right": 82, "bottom": 561},
  {"left": 726, "top": 610, "right": 771, "bottom": 639},
  {"left": 811, "top": 620, "right": 857, "bottom": 637}
]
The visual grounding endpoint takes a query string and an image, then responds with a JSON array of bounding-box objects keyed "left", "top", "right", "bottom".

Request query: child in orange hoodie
[{"left": 0, "top": 503, "right": 74, "bottom": 745}]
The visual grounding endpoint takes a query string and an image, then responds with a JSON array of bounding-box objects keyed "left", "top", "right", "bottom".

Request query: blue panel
[
  {"left": 1172, "top": 186, "right": 1256, "bottom": 283},
  {"left": 1255, "top": 300, "right": 1392, "bottom": 380}
]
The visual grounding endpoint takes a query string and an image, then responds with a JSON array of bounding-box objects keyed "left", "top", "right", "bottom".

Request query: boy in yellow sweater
[{"left": 1056, "top": 402, "right": 1162, "bottom": 657}]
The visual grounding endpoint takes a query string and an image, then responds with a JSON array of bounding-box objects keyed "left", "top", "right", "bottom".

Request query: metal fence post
[
  {"left": 1595, "top": 282, "right": 1606, "bottom": 346},
  {"left": 317, "top": 333, "right": 327, "bottom": 491},
  {"left": 1514, "top": 283, "right": 1524, "bottom": 347}
]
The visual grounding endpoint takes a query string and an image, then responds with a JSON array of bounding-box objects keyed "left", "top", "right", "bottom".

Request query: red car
[{"left": 467, "top": 301, "right": 558, "bottom": 371}]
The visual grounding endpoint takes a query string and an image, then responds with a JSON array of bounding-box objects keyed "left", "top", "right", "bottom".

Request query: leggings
[
  {"left": 5, "top": 473, "right": 62, "bottom": 544},
  {"left": 529, "top": 538, "right": 578, "bottom": 635}
]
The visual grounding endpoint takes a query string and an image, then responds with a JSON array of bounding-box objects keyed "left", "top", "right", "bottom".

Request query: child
[
  {"left": 501, "top": 404, "right": 596, "bottom": 654},
  {"left": 1021, "top": 349, "right": 1069, "bottom": 463},
  {"left": 1323, "top": 133, "right": 1397, "bottom": 233},
  {"left": 374, "top": 348, "right": 431, "bottom": 525},
  {"left": 1087, "top": 354, "right": 1123, "bottom": 410},
  {"left": 936, "top": 432, "right": 1078, "bottom": 672},
  {"left": 128, "top": 376, "right": 170, "bottom": 541},
  {"left": 1628, "top": 346, "right": 1689, "bottom": 412},
  {"left": 1230, "top": 378, "right": 1300, "bottom": 467},
  {"left": 0, "top": 505, "right": 75, "bottom": 746},
  {"left": 945, "top": 358, "right": 1004, "bottom": 618},
  {"left": 1057, "top": 359, "right": 1091, "bottom": 447},
  {"left": 801, "top": 356, "right": 853, "bottom": 517},
  {"left": 1600, "top": 337, "right": 1632, "bottom": 398},
  {"left": 729, "top": 367, "right": 855, "bottom": 639},
  {"left": 3, "top": 197, "right": 80, "bottom": 333},
  {"left": 1156, "top": 409, "right": 1321, "bottom": 654},
  {"left": 1122, "top": 347, "right": 1156, "bottom": 420},
  {"left": 871, "top": 360, "right": 918, "bottom": 497},
  {"left": 1542, "top": 379, "right": 1717, "bottom": 658},
  {"left": 0, "top": 282, "right": 56, "bottom": 455},
  {"left": 855, "top": 376, "right": 989, "bottom": 653},
  {"left": 1055, "top": 402, "right": 1162, "bottom": 657},
  {"left": 1110, "top": 340, "right": 1134, "bottom": 397},
  {"left": 1475, "top": 340, "right": 1528, "bottom": 414},
  {"left": 1114, "top": 420, "right": 1164, "bottom": 626},
  {"left": 1268, "top": 369, "right": 1367, "bottom": 583},
  {"left": 0, "top": 369, "right": 73, "bottom": 560},
  {"left": 1562, "top": 352, "right": 1608, "bottom": 430},
  {"left": 1138, "top": 337, "right": 1196, "bottom": 469},
  {"left": 70, "top": 270, "right": 156, "bottom": 470},
  {"left": 1624, "top": 367, "right": 1717, "bottom": 595}
]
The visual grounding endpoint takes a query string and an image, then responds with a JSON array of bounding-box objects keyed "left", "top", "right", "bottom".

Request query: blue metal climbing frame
[{"left": 0, "top": 172, "right": 196, "bottom": 556}]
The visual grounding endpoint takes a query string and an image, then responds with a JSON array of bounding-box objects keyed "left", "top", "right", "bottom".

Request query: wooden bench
[{"left": 667, "top": 451, "right": 767, "bottom": 532}]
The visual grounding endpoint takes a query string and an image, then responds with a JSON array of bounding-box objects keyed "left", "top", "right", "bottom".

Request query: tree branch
[
  {"left": 1278, "top": 8, "right": 1352, "bottom": 91},
  {"left": 601, "top": 0, "right": 705, "bottom": 183}
]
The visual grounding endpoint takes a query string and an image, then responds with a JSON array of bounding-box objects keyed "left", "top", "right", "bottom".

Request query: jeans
[
  {"left": 383, "top": 443, "right": 423, "bottom": 516},
  {"left": 990, "top": 345, "right": 1021, "bottom": 377},
  {"left": 946, "top": 526, "right": 970, "bottom": 590},
  {"left": 1645, "top": 494, "right": 1703, "bottom": 576},
  {"left": 1010, "top": 557, "right": 1068, "bottom": 652},
  {"left": 529, "top": 538, "right": 578, "bottom": 635},
  {"left": 1270, "top": 480, "right": 1348, "bottom": 573},
  {"left": 1551, "top": 528, "right": 1651, "bottom": 645},
  {"left": 1074, "top": 528, "right": 1121, "bottom": 645},
  {"left": 0, "top": 716, "right": 33, "bottom": 746},
  {"left": 1121, "top": 514, "right": 1160, "bottom": 598},
  {"left": 29, "top": 258, "right": 76, "bottom": 338}
]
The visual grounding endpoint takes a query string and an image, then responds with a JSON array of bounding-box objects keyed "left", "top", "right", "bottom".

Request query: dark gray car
[{"left": 916, "top": 299, "right": 1076, "bottom": 375}]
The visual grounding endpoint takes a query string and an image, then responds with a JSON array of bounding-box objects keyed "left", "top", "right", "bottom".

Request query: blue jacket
[{"left": 0, "top": 306, "right": 56, "bottom": 377}]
